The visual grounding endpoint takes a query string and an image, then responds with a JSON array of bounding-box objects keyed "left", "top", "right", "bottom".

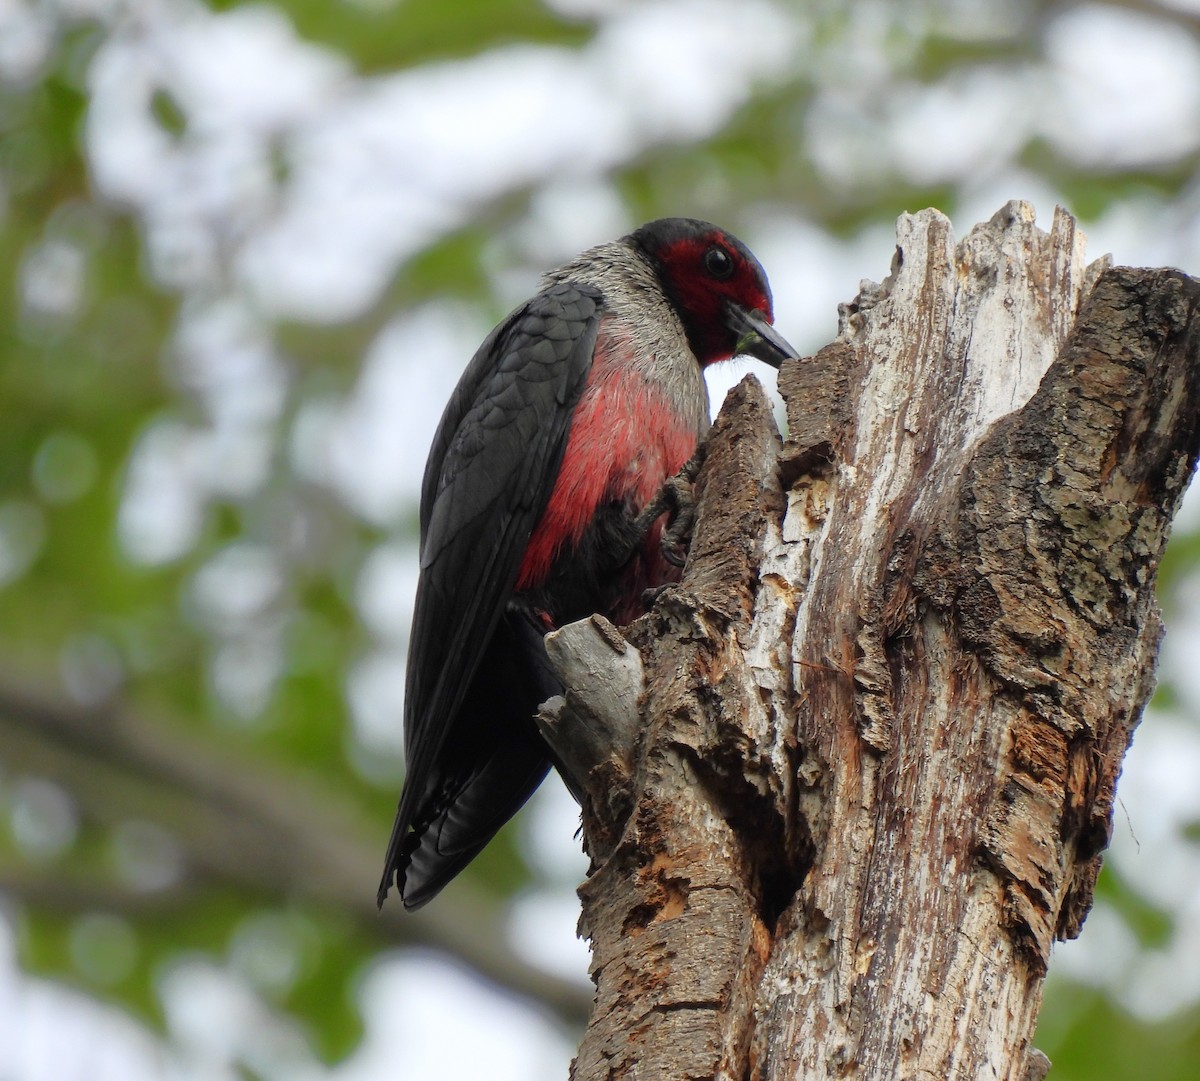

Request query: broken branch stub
[
  {"left": 544, "top": 202, "right": 1200, "bottom": 1081},
  {"left": 538, "top": 614, "right": 645, "bottom": 857}
]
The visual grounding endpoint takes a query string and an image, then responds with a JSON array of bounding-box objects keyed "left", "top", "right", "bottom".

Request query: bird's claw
[
  {"left": 659, "top": 477, "right": 695, "bottom": 568},
  {"left": 656, "top": 447, "right": 705, "bottom": 568}
]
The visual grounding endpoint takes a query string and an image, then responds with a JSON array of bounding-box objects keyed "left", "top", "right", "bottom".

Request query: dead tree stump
[{"left": 539, "top": 202, "right": 1200, "bottom": 1080}]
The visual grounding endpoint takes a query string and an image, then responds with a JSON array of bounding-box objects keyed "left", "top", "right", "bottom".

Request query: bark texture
[{"left": 541, "top": 202, "right": 1200, "bottom": 1080}]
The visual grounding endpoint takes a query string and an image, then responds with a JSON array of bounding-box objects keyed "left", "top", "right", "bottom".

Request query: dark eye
[{"left": 704, "top": 245, "right": 734, "bottom": 280}]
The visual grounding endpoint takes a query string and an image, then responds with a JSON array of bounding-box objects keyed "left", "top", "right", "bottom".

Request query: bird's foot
[
  {"left": 658, "top": 482, "right": 694, "bottom": 568},
  {"left": 629, "top": 446, "right": 706, "bottom": 571},
  {"left": 658, "top": 448, "right": 705, "bottom": 568}
]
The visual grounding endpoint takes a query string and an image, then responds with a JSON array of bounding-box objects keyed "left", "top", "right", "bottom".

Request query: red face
[{"left": 629, "top": 218, "right": 779, "bottom": 366}]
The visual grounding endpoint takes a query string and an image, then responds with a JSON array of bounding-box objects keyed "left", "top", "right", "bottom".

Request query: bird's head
[{"left": 627, "top": 217, "right": 798, "bottom": 369}]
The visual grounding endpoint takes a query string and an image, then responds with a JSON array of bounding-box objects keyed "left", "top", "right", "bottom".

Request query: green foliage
[
  {"left": 910, "top": 34, "right": 1037, "bottom": 81},
  {"left": 233, "top": 0, "right": 594, "bottom": 74},
  {"left": 1020, "top": 140, "right": 1200, "bottom": 221},
  {"left": 1095, "top": 865, "right": 1174, "bottom": 951},
  {"left": 1038, "top": 986, "right": 1200, "bottom": 1081}
]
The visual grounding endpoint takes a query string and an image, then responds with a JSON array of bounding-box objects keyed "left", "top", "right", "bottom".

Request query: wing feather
[{"left": 378, "top": 282, "right": 601, "bottom": 903}]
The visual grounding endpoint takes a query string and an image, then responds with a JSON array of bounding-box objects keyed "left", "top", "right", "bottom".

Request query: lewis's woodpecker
[{"left": 378, "top": 218, "right": 797, "bottom": 909}]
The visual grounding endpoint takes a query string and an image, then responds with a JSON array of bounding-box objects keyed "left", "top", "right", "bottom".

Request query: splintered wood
[{"left": 541, "top": 203, "right": 1200, "bottom": 1081}]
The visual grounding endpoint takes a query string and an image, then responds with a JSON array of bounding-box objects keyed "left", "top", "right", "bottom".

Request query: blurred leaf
[
  {"left": 1038, "top": 984, "right": 1200, "bottom": 1081},
  {"left": 1093, "top": 864, "right": 1174, "bottom": 949},
  {"left": 1157, "top": 526, "right": 1200, "bottom": 607},
  {"left": 911, "top": 34, "right": 1038, "bottom": 81},
  {"left": 219, "top": 0, "right": 594, "bottom": 73},
  {"left": 1020, "top": 139, "right": 1199, "bottom": 220},
  {"left": 149, "top": 90, "right": 187, "bottom": 139}
]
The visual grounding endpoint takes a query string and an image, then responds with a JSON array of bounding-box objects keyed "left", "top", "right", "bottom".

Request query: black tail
[{"left": 377, "top": 609, "right": 560, "bottom": 910}]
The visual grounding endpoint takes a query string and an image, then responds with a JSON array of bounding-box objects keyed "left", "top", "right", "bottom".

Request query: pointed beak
[{"left": 725, "top": 302, "right": 799, "bottom": 369}]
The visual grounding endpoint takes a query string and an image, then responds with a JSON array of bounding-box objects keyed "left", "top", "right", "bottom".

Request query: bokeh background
[{"left": 2, "top": 0, "right": 1200, "bottom": 1077}]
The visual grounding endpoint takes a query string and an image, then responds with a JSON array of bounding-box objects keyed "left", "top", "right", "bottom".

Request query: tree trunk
[{"left": 538, "top": 202, "right": 1200, "bottom": 1080}]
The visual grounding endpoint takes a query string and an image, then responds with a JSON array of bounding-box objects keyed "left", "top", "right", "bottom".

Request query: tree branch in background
[{"left": 0, "top": 680, "right": 592, "bottom": 1029}]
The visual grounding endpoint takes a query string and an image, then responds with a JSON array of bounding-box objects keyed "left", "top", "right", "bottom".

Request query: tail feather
[{"left": 378, "top": 609, "right": 560, "bottom": 910}]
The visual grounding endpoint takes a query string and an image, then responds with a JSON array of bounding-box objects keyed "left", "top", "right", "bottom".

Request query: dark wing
[{"left": 377, "top": 282, "right": 601, "bottom": 906}]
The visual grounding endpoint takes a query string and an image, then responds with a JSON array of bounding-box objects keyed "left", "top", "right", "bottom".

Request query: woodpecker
[{"left": 378, "top": 218, "right": 797, "bottom": 909}]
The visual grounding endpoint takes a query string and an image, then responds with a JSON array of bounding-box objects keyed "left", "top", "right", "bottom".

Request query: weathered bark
[{"left": 540, "top": 202, "right": 1200, "bottom": 1080}]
